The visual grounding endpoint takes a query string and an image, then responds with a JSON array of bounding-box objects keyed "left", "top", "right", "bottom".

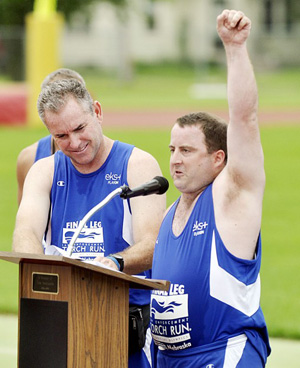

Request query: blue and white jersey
[
  {"left": 34, "top": 135, "right": 52, "bottom": 162},
  {"left": 151, "top": 183, "right": 271, "bottom": 366},
  {"left": 45, "top": 140, "right": 150, "bottom": 306}
]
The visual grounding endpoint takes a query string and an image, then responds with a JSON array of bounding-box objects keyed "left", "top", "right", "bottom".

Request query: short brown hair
[{"left": 176, "top": 112, "right": 228, "bottom": 161}]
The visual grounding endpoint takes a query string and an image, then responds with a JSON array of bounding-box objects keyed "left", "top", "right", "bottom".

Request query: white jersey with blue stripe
[{"left": 151, "top": 183, "right": 271, "bottom": 367}]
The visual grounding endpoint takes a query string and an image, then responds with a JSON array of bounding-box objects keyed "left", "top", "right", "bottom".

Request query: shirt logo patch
[
  {"left": 57, "top": 181, "right": 65, "bottom": 187},
  {"left": 151, "top": 288, "right": 192, "bottom": 351},
  {"left": 192, "top": 220, "right": 208, "bottom": 236},
  {"left": 61, "top": 223, "right": 105, "bottom": 260},
  {"left": 105, "top": 172, "right": 121, "bottom": 184}
]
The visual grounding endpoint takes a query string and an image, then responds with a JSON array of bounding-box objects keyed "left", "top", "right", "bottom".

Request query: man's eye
[{"left": 75, "top": 125, "right": 85, "bottom": 132}]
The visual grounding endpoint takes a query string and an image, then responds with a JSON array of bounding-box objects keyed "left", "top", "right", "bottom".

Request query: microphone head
[
  {"left": 153, "top": 176, "right": 169, "bottom": 194},
  {"left": 119, "top": 176, "right": 169, "bottom": 199}
]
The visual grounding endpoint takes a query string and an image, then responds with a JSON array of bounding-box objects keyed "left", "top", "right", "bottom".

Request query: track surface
[
  {"left": 0, "top": 84, "right": 299, "bottom": 127},
  {"left": 103, "top": 109, "right": 300, "bottom": 128}
]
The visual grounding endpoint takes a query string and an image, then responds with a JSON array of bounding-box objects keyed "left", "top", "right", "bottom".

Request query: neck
[
  {"left": 180, "top": 186, "right": 207, "bottom": 208},
  {"left": 172, "top": 188, "right": 205, "bottom": 237}
]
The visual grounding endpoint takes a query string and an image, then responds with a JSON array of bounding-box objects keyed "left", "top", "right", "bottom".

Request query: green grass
[
  {"left": 2, "top": 63, "right": 300, "bottom": 112},
  {"left": 80, "top": 63, "right": 223, "bottom": 111},
  {"left": 0, "top": 126, "right": 50, "bottom": 313},
  {"left": 257, "top": 68, "right": 300, "bottom": 110},
  {"left": 260, "top": 126, "right": 300, "bottom": 339},
  {"left": 74, "top": 64, "right": 300, "bottom": 111}
]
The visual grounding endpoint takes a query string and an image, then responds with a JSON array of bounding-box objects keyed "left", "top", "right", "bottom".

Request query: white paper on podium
[{"left": 44, "top": 244, "right": 118, "bottom": 271}]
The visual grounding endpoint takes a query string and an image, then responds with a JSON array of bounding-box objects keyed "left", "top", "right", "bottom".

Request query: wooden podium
[{"left": 0, "top": 252, "right": 169, "bottom": 368}]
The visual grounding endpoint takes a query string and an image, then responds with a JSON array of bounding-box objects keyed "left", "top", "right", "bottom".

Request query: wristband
[
  {"left": 106, "top": 256, "right": 121, "bottom": 271},
  {"left": 110, "top": 253, "right": 124, "bottom": 272}
]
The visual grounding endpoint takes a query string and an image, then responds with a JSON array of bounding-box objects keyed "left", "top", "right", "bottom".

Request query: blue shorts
[{"left": 156, "top": 334, "right": 267, "bottom": 368}]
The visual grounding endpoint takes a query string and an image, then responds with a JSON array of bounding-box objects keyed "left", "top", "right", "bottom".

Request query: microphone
[{"left": 120, "top": 176, "right": 169, "bottom": 199}]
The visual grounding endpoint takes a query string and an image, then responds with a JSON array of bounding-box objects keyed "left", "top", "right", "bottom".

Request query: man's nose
[
  {"left": 170, "top": 150, "right": 182, "bottom": 165},
  {"left": 69, "top": 134, "right": 80, "bottom": 149}
]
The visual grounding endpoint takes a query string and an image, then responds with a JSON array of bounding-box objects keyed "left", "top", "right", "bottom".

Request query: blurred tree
[{"left": 0, "top": 0, "right": 127, "bottom": 80}]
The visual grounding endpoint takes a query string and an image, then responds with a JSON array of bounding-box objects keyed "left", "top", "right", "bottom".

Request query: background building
[{"left": 61, "top": 0, "right": 300, "bottom": 71}]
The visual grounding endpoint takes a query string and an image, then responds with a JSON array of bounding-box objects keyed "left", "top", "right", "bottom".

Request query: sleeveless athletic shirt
[
  {"left": 151, "top": 183, "right": 271, "bottom": 361},
  {"left": 45, "top": 140, "right": 150, "bottom": 305},
  {"left": 34, "top": 135, "right": 52, "bottom": 162}
]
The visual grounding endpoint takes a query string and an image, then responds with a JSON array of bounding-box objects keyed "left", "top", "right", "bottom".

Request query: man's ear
[
  {"left": 93, "top": 101, "right": 103, "bottom": 121},
  {"left": 214, "top": 150, "right": 226, "bottom": 168}
]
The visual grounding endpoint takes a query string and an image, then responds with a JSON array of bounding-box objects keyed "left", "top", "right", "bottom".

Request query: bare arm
[
  {"left": 13, "top": 157, "right": 54, "bottom": 254},
  {"left": 218, "top": 10, "right": 264, "bottom": 187},
  {"left": 123, "top": 148, "right": 166, "bottom": 274},
  {"left": 214, "top": 10, "right": 265, "bottom": 259},
  {"left": 16, "top": 142, "right": 38, "bottom": 205},
  {"left": 99, "top": 148, "right": 166, "bottom": 274}
]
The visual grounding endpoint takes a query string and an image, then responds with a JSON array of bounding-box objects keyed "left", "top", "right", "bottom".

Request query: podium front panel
[
  {"left": 19, "top": 260, "right": 129, "bottom": 368},
  {"left": 19, "top": 298, "right": 68, "bottom": 368}
]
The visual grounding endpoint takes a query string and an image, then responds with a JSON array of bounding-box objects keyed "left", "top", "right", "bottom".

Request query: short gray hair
[
  {"left": 41, "top": 68, "right": 86, "bottom": 90},
  {"left": 37, "top": 79, "right": 94, "bottom": 123}
]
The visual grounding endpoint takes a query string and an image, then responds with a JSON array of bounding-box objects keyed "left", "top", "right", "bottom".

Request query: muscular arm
[
  {"left": 13, "top": 157, "right": 54, "bottom": 254},
  {"left": 214, "top": 10, "right": 265, "bottom": 259},
  {"left": 16, "top": 142, "right": 38, "bottom": 205}
]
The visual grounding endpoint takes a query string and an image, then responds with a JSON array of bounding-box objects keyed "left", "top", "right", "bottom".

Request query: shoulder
[
  {"left": 19, "top": 157, "right": 54, "bottom": 214},
  {"left": 129, "top": 147, "right": 159, "bottom": 166},
  {"left": 30, "top": 155, "right": 54, "bottom": 173},
  {"left": 22, "top": 155, "right": 54, "bottom": 196},
  {"left": 127, "top": 147, "right": 162, "bottom": 187},
  {"left": 17, "top": 142, "right": 40, "bottom": 203},
  {"left": 28, "top": 155, "right": 54, "bottom": 186},
  {"left": 17, "top": 142, "right": 39, "bottom": 169},
  {"left": 16, "top": 141, "right": 39, "bottom": 190}
]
